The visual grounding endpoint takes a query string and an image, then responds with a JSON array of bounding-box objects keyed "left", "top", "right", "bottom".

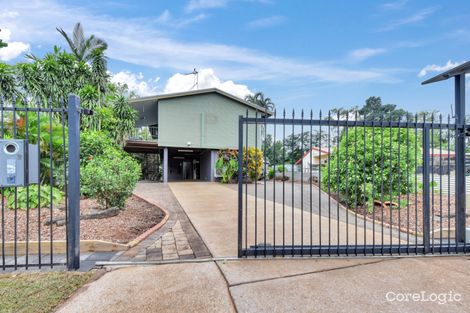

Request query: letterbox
[{"left": 0, "top": 139, "right": 39, "bottom": 187}]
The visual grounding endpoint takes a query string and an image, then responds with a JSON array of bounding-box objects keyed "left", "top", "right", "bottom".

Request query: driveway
[
  {"left": 57, "top": 182, "right": 470, "bottom": 313},
  {"left": 170, "top": 182, "right": 401, "bottom": 257}
]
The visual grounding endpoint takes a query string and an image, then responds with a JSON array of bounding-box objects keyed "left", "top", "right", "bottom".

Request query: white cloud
[
  {"left": 0, "top": 0, "right": 400, "bottom": 84},
  {"left": 381, "top": 0, "right": 408, "bottom": 10},
  {"left": 0, "top": 28, "right": 30, "bottom": 61},
  {"left": 349, "top": 48, "right": 387, "bottom": 61},
  {"left": 185, "top": 0, "right": 227, "bottom": 12},
  {"left": 155, "top": 9, "right": 207, "bottom": 28},
  {"left": 418, "top": 60, "right": 461, "bottom": 77},
  {"left": 247, "top": 16, "right": 285, "bottom": 29},
  {"left": 378, "top": 6, "right": 438, "bottom": 32},
  {"left": 164, "top": 68, "right": 252, "bottom": 98},
  {"left": 111, "top": 71, "right": 160, "bottom": 96}
]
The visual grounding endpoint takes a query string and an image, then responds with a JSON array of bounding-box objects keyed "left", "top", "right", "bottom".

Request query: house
[
  {"left": 295, "top": 147, "right": 330, "bottom": 172},
  {"left": 125, "top": 88, "right": 270, "bottom": 182}
]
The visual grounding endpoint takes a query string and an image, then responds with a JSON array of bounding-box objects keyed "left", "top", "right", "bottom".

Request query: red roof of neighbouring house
[{"left": 295, "top": 147, "right": 330, "bottom": 165}]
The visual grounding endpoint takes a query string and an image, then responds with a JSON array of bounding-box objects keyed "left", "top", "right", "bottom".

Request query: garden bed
[
  {"left": 0, "top": 196, "right": 165, "bottom": 244},
  {"left": 342, "top": 193, "right": 469, "bottom": 236}
]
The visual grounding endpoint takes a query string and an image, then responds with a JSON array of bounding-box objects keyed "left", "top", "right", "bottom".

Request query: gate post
[
  {"left": 455, "top": 74, "right": 466, "bottom": 245},
  {"left": 67, "top": 94, "right": 81, "bottom": 270},
  {"left": 237, "top": 115, "right": 244, "bottom": 258},
  {"left": 422, "top": 126, "right": 431, "bottom": 254}
]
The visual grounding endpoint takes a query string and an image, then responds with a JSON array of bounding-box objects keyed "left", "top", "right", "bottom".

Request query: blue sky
[{"left": 1, "top": 0, "right": 469, "bottom": 115}]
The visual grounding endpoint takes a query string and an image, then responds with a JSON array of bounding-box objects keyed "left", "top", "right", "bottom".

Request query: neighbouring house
[
  {"left": 295, "top": 147, "right": 330, "bottom": 172},
  {"left": 125, "top": 88, "right": 270, "bottom": 182}
]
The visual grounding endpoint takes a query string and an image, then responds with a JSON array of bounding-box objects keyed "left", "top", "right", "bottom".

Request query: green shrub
[
  {"left": 322, "top": 127, "right": 421, "bottom": 212},
  {"left": 268, "top": 167, "right": 275, "bottom": 180},
  {"left": 81, "top": 150, "right": 141, "bottom": 209},
  {"left": 2, "top": 185, "right": 64, "bottom": 210},
  {"left": 243, "top": 147, "right": 264, "bottom": 181},
  {"left": 80, "top": 130, "right": 117, "bottom": 165},
  {"left": 216, "top": 149, "right": 238, "bottom": 183}
]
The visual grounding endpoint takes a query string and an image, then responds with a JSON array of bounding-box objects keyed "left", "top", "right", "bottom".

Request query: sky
[{"left": 1, "top": 0, "right": 470, "bottom": 115}]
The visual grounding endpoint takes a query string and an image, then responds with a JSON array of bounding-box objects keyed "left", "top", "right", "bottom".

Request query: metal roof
[
  {"left": 421, "top": 61, "right": 470, "bottom": 85},
  {"left": 129, "top": 88, "right": 273, "bottom": 115}
]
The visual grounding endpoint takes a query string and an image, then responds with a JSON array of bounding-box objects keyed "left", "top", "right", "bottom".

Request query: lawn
[{"left": 0, "top": 270, "right": 97, "bottom": 313}]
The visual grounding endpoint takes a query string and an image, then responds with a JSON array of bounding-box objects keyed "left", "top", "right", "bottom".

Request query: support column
[
  {"left": 163, "top": 147, "right": 168, "bottom": 183},
  {"left": 209, "top": 150, "right": 217, "bottom": 182},
  {"left": 455, "top": 74, "right": 466, "bottom": 243}
]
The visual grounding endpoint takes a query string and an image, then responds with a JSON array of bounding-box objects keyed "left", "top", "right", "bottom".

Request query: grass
[{"left": 0, "top": 270, "right": 96, "bottom": 313}]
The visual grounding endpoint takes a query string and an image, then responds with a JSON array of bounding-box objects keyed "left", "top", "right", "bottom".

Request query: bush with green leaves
[
  {"left": 81, "top": 149, "right": 141, "bottom": 209},
  {"left": 322, "top": 127, "right": 421, "bottom": 212},
  {"left": 80, "top": 130, "right": 117, "bottom": 165},
  {"left": 243, "top": 147, "right": 264, "bottom": 181},
  {"left": 216, "top": 149, "right": 238, "bottom": 183},
  {"left": 2, "top": 185, "right": 64, "bottom": 210}
]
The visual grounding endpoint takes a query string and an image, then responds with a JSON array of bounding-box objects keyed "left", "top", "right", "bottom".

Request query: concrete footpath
[{"left": 57, "top": 183, "right": 470, "bottom": 313}]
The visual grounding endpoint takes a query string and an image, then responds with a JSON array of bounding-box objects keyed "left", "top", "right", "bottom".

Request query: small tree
[
  {"left": 322, "top": 127, "right": 421, "bottom": 211},
  {"left": 243, "top": 147, "right": 264, "bottom": 181}
]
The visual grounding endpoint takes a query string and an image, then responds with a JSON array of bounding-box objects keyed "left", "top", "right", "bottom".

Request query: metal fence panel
[
  {"left": 238, "top": 111, "right": 469, "bottom": 257},
  {"left": 0, "top": 95, "right": 80, "bottom": 270}
]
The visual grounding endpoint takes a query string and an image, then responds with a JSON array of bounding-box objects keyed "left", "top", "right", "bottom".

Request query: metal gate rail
[
  {"left": 0, "top": 95, "right": 80, "bottom": 270},
  {"left": 238, "top": 111, "right": 469, "bottom": 257}
]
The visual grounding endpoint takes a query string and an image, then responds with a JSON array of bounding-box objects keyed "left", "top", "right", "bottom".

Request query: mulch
[
  {"left": 0, "top": 196, "right": 165, "bottom": 244},
  {"left": 350, "top": 193, "right": 469, "bottom": 235}
]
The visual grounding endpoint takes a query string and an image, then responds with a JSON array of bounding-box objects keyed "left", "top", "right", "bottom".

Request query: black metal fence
[
  {"left": 0, "top": 95, "right": 80, "bottom": 270},
  {"left": 238, "top": 111, "right": 470, "bottom": 257}
]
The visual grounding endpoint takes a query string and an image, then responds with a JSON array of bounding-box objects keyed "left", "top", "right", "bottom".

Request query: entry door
[{"left": 182, "top": 161, "right": 193, "bottom": 180}]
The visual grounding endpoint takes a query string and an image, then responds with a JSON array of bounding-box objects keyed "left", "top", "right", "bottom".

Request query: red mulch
[
  {"left": 0, "top": 196, "right": 165, "bottom": 244},
  {"left": 347, "top": 193, "right": 469, "bottom": 235}
]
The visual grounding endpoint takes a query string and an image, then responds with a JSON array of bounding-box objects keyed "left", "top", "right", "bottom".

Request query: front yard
[
  {"left": 0, "top": 270, "right": 98, "bottom": 313},
  {"left": 0, "top": 196, "right": 165, "bottom": 244}
]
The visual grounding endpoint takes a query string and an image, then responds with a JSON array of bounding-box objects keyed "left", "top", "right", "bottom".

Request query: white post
[
  {"left": 163, "top": 148, "right": 168, "bottom": 183},
  {"left": 210, "top": 150, "right": 216, "bottom": 182}
]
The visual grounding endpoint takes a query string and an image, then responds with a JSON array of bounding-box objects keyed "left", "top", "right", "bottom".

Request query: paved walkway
[
  {"left": 58, "top": 182, "right": 470, "bottom": 313},
  {"left": 113, "top": 182, "right": 211, "bottom": 262}
]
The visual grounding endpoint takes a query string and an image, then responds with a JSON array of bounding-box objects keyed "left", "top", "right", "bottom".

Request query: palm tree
[
  {"left": 0, "top": 29, "right": 7, "bottom": 49},
  {"left": 56, "top": 23, "right": 107, "bottom": 62},
  {"left": 245, "top": 92, "right": 275, "bottom": 111},
  {"left": 57, "top": 23, "right": 109, "bottom": 108},
  {"left": 0, "top": 63, "right": 16, "bottom": 101}
]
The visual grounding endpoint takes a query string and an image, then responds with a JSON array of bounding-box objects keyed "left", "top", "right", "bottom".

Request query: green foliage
[
  {"left": 216, "top": 149, "right": 238, "bottom": 183},
  {"left": 111, "top": 95, "right": 137, "bottom": 145},
  {"left": 0, "top": 62, "right": 16, "bottom": 100},
  {"left": 245, "top": 92, "right": 275, "bottom": 111},
  {"left": 2, "top": 185, "right": 64, "bottom": 210},
  {"left": 268, "top": 168, "right": 275, "bottom": 179},
  {"left": 243, "top": 147, "right": 264, "bottom": 181},
  {"left": 80, "top": 130, "right": 117, "bottom": 165},
  {"left": 322, "top": 127, "right": 421, "bottom": 212},
  {"left": 81, "top": 150, "right": 141, "bottom": 209}
]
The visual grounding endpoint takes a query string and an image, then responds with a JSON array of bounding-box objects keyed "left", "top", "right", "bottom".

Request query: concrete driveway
[
  {"left": 58, "top": 182, "right": 470, "bottom": 313},
  {"left": 169, "top": 182, "right": 399, "bottom": 257}
]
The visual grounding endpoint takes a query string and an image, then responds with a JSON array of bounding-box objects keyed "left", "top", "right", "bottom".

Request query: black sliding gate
[
  {"left": 0, "top": 95, "right": 81, "bottom": 270},
  {"left": 238, "top": 111, "right": 470, "bottom": 257}
]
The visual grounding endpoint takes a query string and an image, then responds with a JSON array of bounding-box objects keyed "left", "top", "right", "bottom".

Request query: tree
[
  {"left": 331, "top": 97, "right": 412, "bottom": 121},
  {"left": 0, "top": 29, "right": 7, "bottom": 49},
  {"left": 245, "top": 92, "right": 275, "bottom": 111},
  {"left": 322, "top": 127, "right": 421, "bottom": 212},
  {"left": 0, "top": 63, "right": 16, "bottom": 100},
  {"left": 56, "top": 23, "right": 108, "bottom": 62},
  {"left": 262, "top": 134, "right": 285, "bottom": 165}
]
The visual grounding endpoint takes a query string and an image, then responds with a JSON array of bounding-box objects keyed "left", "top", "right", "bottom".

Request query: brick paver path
[{"left": 113, "top": 182, "right": 211, "bottom": 262}]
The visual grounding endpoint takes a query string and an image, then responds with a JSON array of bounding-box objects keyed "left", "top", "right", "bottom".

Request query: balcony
[
  {"left": 124, "top": 126, "right": 159, "bottom": 153},
  {"left": 128, "top": 126, "right": 158, "bottom": 142}
]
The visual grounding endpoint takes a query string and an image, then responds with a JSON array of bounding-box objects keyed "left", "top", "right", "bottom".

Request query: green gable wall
[{"left": 157, "top": 93, "right": 261, "bottom": 149}]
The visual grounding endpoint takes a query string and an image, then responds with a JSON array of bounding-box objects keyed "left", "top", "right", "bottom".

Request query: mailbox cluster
[{"left": 0, "top": 139, "right": 39, "bottom": 187}]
